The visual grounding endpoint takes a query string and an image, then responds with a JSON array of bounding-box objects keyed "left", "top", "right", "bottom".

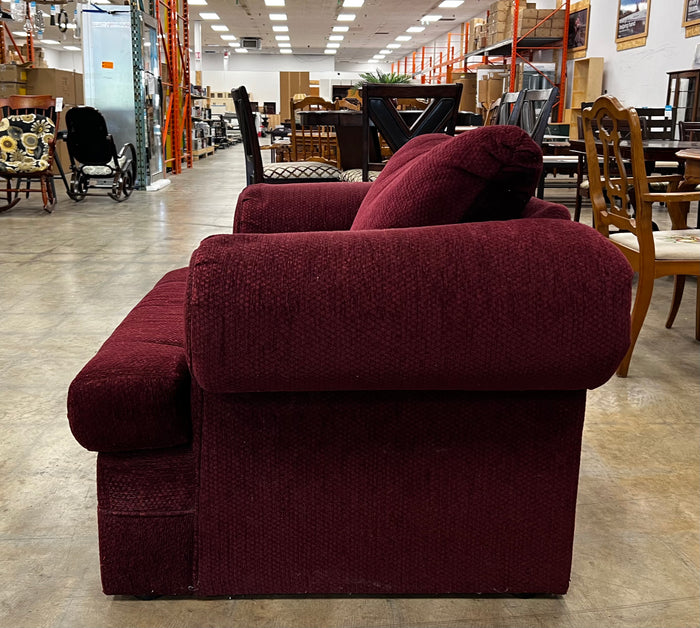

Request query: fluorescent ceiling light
[
  {"left": 373, "top": 54, "right": 386, "bottom": 59},
  {"left": 379, "top": 49, "right": 390, "bottom": 54},
  {"left": 439, "top": 0, "right": 463, "bottom": 7},
  {"left": 264, "top": 0, "right": 285, "bottom": 5},
  {"left": 332, "top": 26, "right": 349, "bottom": 32},
  {"left": 272, "top": 25, "right": 289, "bottom": 32},
  {"left": 269, "top": 13, "right": 287, "bottom": 20},
  {"left": 12, "top": 31, "right": 27, "bottom": 37},
  {"left": 387, "top": 43, "right": 401, "bottom": 48},
  {"left": 326, "top": 42, "right": 340, "bottom": 48},
  {"left": 280, "top": 49, "right": 293, "bottom": 54},
  {"left": 325, "top": 49, "right": 337, "bottom": 54},
  {"left": 278, "top": 42, "right": 291, "bottom": 47},
  {"left": 220, "top": 35, "right": 237, "bottom": 40},
  {"left": 395, "top": 35, "right": 411, "bottom": 41},
  {"left": 228, "top": 42, "right": 240, "bottom": 47},
  {"left": 188, "top": 0, "right": 207, "bottom": 5},
  {"left": 275, "top": 35, "right": 290, "bottom": 40},
  {"left": 329, "top": 35, "right": 344, "bottom": 41},
  {"left": 421, "top": 14, "right": 442, "bottom": 22},
  {"left": 63, "top": 45, "right": 81, "bottom": 51},
  {"left": 211, "top": 25, "right": 229, "bottom": 31},
  {"left": 406, "top": 26, "right": 425, "bottom": 33},
  {"left": 198, "top": 12, "right": 219, "bottom": 19},
  {"left": 40, "top": 39, "right": 59, "bottom": 45},
  {"left": 342, "top": 0, "right": 364, "bottom": 6},
  {"left": 234, "top": 48, "right": 248, "bottom": 53},
  {"left": 337, "top": 13, "right": 356, "bottom": 21}
]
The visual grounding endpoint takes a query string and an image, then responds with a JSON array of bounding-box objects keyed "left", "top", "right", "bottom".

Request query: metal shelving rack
[{"left": 154, "top": 0, "right": 192, "bottom": 174}]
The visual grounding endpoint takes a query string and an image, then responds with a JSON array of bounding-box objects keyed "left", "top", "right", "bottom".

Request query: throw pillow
[{"left": 350, "top": 125, "right": 543, "bottom": 230}]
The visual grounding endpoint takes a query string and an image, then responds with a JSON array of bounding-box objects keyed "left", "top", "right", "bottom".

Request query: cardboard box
[
  {"left": 26, "top": 68, "right": 83, "bottom": 106},
  {"left": 0, "top": 64, "right": 29, "bottom": 83},
  {"left": 456, "top": 74, "right": 477, "bottom": 111},
  {"left": 0, "top": 82, "right": 27, "bottom": 98}
]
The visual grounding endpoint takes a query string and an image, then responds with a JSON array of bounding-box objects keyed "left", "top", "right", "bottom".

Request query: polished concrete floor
[{"left": 0, "top": 145, "right": 698, "bottom": 628}]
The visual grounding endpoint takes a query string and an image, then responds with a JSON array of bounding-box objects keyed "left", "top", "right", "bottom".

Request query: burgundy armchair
[{"left": 68, "top": 135, "right": 633, "bottom": 598}]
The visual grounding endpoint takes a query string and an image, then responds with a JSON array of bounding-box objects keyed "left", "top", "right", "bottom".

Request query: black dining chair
[
  {"left": 231, "top": 86, "right": 342, "bottom": 186},
  {"left": 355, "top": 82, "right": 463, "bottom": 182}
]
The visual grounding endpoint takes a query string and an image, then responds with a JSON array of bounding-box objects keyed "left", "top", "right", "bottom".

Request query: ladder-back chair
[{"left": 290, "top": 96, "right": 339, "bottom": 166}]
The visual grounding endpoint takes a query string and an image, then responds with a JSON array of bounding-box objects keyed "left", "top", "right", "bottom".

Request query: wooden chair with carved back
[
  {"left": 290, "top": 96, "right": 339, "bottom": 167},
  {"left": 582, "top": 95, "right": 700, "bottom": 377}
]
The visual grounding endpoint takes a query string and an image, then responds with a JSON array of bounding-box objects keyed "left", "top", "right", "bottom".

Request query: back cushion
[{"left": 351, "top": 126, "right": 543, "bottom": 230}]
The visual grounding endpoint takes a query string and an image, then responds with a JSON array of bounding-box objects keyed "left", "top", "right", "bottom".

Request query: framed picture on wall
[
  {"left": 568, "top": 4, "right": 590, "bottom": 52},
  {"left": 616, "top": 0, "right": 651, "bottom": 44},
  {"left": 683, "top": 0, "right": 700, "bottom": 27}
]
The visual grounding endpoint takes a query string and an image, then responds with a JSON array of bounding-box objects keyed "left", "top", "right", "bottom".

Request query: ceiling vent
[{"left": 241, "top": 37, "right": 262, "bottom": 50}]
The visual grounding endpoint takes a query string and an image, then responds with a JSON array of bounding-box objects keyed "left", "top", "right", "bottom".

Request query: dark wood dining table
[{"left": 568, "top": 138, "right": 700, "bottom": 163}]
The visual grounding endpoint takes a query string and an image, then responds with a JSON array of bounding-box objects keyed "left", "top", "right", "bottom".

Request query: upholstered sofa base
[{"left": 94, "top": 388, "right": 585, "bottom": 597}]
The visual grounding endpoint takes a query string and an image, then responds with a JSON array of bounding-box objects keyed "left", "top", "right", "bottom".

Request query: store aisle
[{"left": 0, "top": 144, "right": 698, "bottom": 628}]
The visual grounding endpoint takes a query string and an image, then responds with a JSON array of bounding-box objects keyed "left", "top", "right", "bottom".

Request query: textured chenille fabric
[
  {"left": 351, "top": 126, "right": 544, "bottom": 230},
  {"left": 186, "top": 219, "right": 632, "bottom": 395},
  {"left": 68, "top": 268, "right": 191, "bottom": 452},
  {"left": 233, "top": 182, "right": 371, "bottom": 234}
]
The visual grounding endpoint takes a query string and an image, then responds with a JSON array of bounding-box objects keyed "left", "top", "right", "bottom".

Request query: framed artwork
[
  {"left": 568, "top": 5, "right": 590, "bottom": 52},
  {"left": 684, "top": 0, "right": 700, "bottom": 27},
  {"left": 616, "top": 0, "right": 651, "bottom": 44}
]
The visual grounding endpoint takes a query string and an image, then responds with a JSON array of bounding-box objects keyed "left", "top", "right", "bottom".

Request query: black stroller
[{"left": 64, "top": 106, "right": 137, "bottom": 202}]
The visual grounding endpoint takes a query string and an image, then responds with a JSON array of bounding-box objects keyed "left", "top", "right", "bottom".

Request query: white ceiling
[
  {"left": 195, "top": 0, "right": 491, "bottom": 64},
  {"left": 2, "top": 0, "right": 493, "bottom": 66}
]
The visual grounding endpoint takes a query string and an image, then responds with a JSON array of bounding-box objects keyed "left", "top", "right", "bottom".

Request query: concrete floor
[{"left": 0, "top": 145, "right": 698, "bottom": 628}]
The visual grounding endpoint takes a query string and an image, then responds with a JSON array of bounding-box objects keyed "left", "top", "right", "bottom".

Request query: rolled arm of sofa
[
  {"left": 233, "top": 182, "right": 372, "bottom": 234},
  {"left": 187, "top": 220, "right": 632, "bottom": 394}
]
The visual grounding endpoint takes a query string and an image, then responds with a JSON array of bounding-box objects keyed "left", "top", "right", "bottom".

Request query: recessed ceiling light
[
  {"left": 198, "top": 12, "right": 219, "bottom": 19},
  {"left": 188, "top": 0, "right": 207, "bottom": 5},
  {"left": 325, "top": 49, "right": 337, "bottom": 54},
  {"left": 421, "top": 14, "right": 442, "bottom": 23},
  {"left": 221, "top": 35, "right": 237, "bottom": 40},
  {"left": 275, "top": 35, "right": 290, "bottom": 40},
  {"left": 264, "top": 0, "right": 285, "bottom": 6},
  {"left": 40, "top": 39, "right": 60, "bottom": 45},
  {"left": 395, "top": 35, "right": 411, "bottom": 41},
  {"left": 280, "top": 48, "right": 293, "bottom": 54},
  {"left": 406, "top": 26, "right": 425, "bottom": 33},
  {"left": 211, "top": 25, "right": 229, "bottom": 31},
  {"left": 278, "top": 42, "right": 291, "bottom": 47},
  {"left": 329, "top": 35, "right": 344, "bottom": 41},
  {"left": 63, "top": 45, "right": 81, "bottom": 51},
  {"left": 379, "top": 49, "right": 390, "bottom": 54},
  {"left": 234, "top": 48, "right": 248, "bottom": 53},
  {"left": 272, "top": 25, "right": 289, "bottom": 32},
  {"left": 387, "top": 43, "right": 401, "bottom": 48},
  {"left": 228, "top": 42, "right": 240, "bottom": 47},
  {"left": 269, "top": 13, "right": 287, "bottom": 20},
  {"left": 342, "top": 0, "right": 364, "bottom": 6},
  {"left": 373, "top": 54, "right": 386, "bottom": 59},
  {"left": 332, "top": 26, "right": 349, "bottom": 32},
  {"left": 12, "top": 31, "right": 27, "bottom": 37},
  {"left": 326, "top": 42, "right": 340, "bottom": 48},
  {"left": 337, "top": 13, "right": 356, "bottom": 21},
  {"left": 439, "top": 0, "right": 463, "bottom": 7}
]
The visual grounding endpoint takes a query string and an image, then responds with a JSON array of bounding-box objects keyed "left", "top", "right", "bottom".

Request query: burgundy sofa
[{"left": 68, "top": 128, "right": 633, "bottom": 597}]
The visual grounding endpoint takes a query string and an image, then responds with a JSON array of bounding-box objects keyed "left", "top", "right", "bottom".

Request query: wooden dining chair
[
  {"left": 290, "top": 96, "right": 339, "bottom": 166},
  {"left": 334, "top": 98, "right": 361, "bottom": 111},
  {"left": 582, "top": 94, "right": 700, "bottom": 377},
  {"left": 231, "top": 87, "right": 341, "bottom": 186},
  {"left": 0, "top": 94, "right": 60, "bottom": 213},
  {"left": 496, "top": 90, "right": 527, "bottom": 125},
  {"left": 359, "top": 82, "right": 463, "bottom": 182}
]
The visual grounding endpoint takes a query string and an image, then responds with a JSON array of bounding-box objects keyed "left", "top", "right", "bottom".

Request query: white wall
[{"left": 580, "top": 0, "right": 697, "bottom": 108}]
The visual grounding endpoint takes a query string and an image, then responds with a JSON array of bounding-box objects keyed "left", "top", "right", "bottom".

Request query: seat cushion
[
  {"left": 263, "top": 160, "right": 341, "bottom": 181},
  {"left": 351, "top": 126, "right": 543, "bottom": 230},
  {"left": 0, "top": 114, "right": 55, "bottom": 174},
  {"left": 339, "top": 169, "right": 380, "bottom": 183},
  {"left": 611, "top": 229, "right": 700, "bottom": 260}
]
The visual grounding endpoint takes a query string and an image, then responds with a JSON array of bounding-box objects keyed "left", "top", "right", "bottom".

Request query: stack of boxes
[
  {"left": 485, "top": 1, "right": 566, "bottom": 46},
  {"left": 468, "top": 18, "right": 488, "bottom": 52},
  {"left": 0, "top": 64, "right": 28, "bottom": 98}
]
